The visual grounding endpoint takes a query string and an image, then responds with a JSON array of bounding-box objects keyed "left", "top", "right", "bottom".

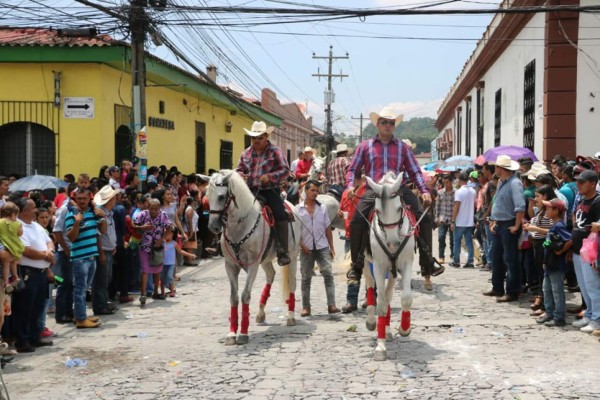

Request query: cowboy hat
[
  {"left": 369, "top": 107, "right": 404, "bottom": 126},
  {"left": 303, "top": 146, "right": 314, "bottom": 153},
  {"left": 93, "top": 185, "right": 120, "bottom": 206},
  {"left": 243, "top": 121, "right": 275, "bottom": 137},
  {"left": 401, "top": 139, "right": 416, "bottom": 149},
  {"left": 592, "top": 151, "right": 600, "bottom": 161},
  {"left": 334, "top": 143, "right": 349, "bottom": 154},
  {"left": 526, "top": 163, "right": 550, "bottom": 180},
  {"left": 492, "top": 154, "right": 519, "bottom": 171}
]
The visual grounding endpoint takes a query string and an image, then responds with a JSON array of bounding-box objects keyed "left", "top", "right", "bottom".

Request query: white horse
[
  {"left": 207, "top": 170, "right": 301, "bottom": 345},
  {"left": 362, "top": 172, "right": 415, "bottom": 361}
]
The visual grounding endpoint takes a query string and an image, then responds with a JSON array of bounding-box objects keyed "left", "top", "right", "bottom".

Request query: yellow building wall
[{"left": 0, "top": 62, "right": 253, "bottom": 177}]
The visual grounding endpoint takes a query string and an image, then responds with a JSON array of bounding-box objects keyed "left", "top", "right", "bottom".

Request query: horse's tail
[{"left": 281, "top": 265, "right": 290, "bottom": 302}]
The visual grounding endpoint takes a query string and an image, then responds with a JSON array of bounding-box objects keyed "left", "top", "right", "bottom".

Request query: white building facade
[{"left": 436, "top": 0, "right": 599, "bottom": 162}]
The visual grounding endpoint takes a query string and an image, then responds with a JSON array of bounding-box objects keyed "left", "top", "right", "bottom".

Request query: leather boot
[{"left": 275, "top": 221, "right": 291, "bottom": 266}]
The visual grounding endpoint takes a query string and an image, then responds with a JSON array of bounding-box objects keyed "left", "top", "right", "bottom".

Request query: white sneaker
[
  {"left": 580, "top": 321, "right": 600, "bottom": 333},
  {"left": 572, "top": 317, "right": 590, "bottom": 328}
]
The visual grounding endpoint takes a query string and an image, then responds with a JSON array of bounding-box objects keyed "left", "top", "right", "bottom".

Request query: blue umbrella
[
  {"left": 423, "top": 162, "right": 439, "bottom": 171},
  {"left": 9, "top": 175, "right": 68, "bottom": 192},
  {"left": 439, "top": 155, "right": 474, "bottom": 171}
]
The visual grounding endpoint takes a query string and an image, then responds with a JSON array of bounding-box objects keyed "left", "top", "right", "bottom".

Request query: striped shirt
[
  {"left": 65, "top": 208, "right": 99, "bottom": 261},
  {"left": 236, "top": 141, "right": 290, "bottom": 190},
  {"left": 529, "top": 212, "right": 553, "bottom": 240},
  {"left": 346, "top": 136, "right": 429, "bottom": 194},
  {"left": 435, "top": 188, "right": 455, "bottom": 224},
  {"left": 327, "top": 156, "right": 349, "bottom": 187},
  {"left": 490, "top": 175, "right": 526, "bottom": 222}
]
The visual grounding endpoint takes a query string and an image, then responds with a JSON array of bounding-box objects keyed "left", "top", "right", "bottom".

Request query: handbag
[
  {"left": 580, "top": 232, "right": 598, "bottom": 264},
  {"left": 151, "top": 246, "right": 164, "bottom": 266}
]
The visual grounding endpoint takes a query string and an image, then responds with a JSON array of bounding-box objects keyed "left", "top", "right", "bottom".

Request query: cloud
[{"left": 369, "top": 99, "right": 443, "bottom": 120}]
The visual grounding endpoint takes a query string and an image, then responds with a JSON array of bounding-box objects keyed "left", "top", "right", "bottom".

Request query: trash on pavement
[
  {"left": 400, "top": 367, "right": 416, "bottom": 379},
  {"left": 65, "top": 357, "right": 88, "bottom": 368},
  {"left": 346, "top": 324, "right": 357, "bottom": 332},
  {"left": 462, "top": 312, "right": 478, "bottom": 317},
  {"left": 454, "top": 327, "right": 465, "bottom": 334},
  {"left": 167, "top": 360, "right": 181, "bottom": 367}
]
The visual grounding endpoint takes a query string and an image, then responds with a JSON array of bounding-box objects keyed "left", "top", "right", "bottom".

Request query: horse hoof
[
  {"left": 399, "top": 327, "right": 412, "bottom": 337},
  {"left": 237, "top": 335, "right": 249, "bottom": 345},
  {"left": 224, "top": 336, "right": 237, "bottom": 346},
  {"left": 373, "top": 350, "right": 388, "bottom": 361},
  {"left": 256, "top": 313, "right": 265, "bottom": 324},
  {"left": 366, "top": 320, "right": 376, "bottom": 331},
  {"left": 386, "top": 332, "right": 394, "bottom": 342},
  {"left": 286, "top": 318, "right": 296, "bottom": 326}
]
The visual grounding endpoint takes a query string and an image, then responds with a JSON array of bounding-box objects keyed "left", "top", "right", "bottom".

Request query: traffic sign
[{"left": 63, "top": 97, "right": 95, "bottom": 119}]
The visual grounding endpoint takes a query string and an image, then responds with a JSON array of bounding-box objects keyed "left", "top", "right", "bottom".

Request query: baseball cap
[
  {"left": 542, "top": 198, "right": 566, "bottom": 213},
  {"left": 577, "top": 170, "right": 599, "bottom": 183},
  {"left": 469, "top": 171, "right": 479, "bottom": 179},
  {"left": 108, "top": 166, "right": 119, "bottom": 173}
]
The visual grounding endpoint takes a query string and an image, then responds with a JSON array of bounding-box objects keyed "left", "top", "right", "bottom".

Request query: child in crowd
[
  {"left": 536, "top": 199, "right": 572, "bottom": 327},
  {"left": 161, "top": 226, "right": 196, "bottom": 298},
  {"left": 0, "top": 202, "right": 24, "bottom": 292}
]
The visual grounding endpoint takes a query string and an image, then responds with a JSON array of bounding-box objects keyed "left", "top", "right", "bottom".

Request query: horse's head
[
  {"left": 207, "top": 170, "right": 235, "bottom": 234},
  {"left": 309, "top": 156, "right": 326, "bottom": 179},
  {"left": 366, "top": 172, "right": 405, "bottom": 246}
]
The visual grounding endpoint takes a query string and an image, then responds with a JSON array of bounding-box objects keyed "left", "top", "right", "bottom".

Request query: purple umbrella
[{"left": 483, "top": 146, "right": 538, "bottom": 162}]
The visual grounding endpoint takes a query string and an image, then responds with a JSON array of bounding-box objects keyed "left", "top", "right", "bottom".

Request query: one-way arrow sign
[{"left": 64, "top": 97, "right": 95, "bottom": 119}]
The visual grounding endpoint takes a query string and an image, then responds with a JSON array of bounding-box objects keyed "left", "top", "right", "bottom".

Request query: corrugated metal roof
[{"left": 0, "top": 27, "right": 115, "bottom": 47}]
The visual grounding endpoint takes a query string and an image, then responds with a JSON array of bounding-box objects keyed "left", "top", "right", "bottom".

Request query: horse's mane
[
  {"left": 379, "top": 171, "right": 398, "bottom": 185},
  {"left": 207, "top": 170, "right": 258, "bottom": 216}
]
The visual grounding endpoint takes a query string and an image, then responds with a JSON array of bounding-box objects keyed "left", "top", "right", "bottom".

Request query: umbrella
[
  {"left": 482, "top": 145, "right": 538, "bottom": 162},
  {"left": 422, "top": 162, "right": 439, "bottom": 172},
  {"left": 9, "top": 175, "right": 68, "bottom": 192}
]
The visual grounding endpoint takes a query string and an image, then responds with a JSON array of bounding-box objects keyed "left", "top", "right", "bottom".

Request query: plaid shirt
[
  {"left": 435, "top": 188, "right": 455, "bottom": 224},
  {"left": 346, "top": 136, "right": 429, "bottom": 194},
  {"left": 236, "top": 141, "right": 290, "bottom": 190},
  {"left": 327, "top": 156, "right": 349, "bottom": 186}
]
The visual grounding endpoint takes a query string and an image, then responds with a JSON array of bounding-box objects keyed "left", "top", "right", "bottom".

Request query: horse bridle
[{"left": 208, "top": 181, "right": 238, "bottom": 220}]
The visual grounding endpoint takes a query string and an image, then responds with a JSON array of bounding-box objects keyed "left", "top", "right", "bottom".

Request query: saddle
[
  {"left": 256, "top": 195, "right": 295, "bottom": 226},
  {"left": 326, "top": 187, "right": 343, "bottom": 202}
]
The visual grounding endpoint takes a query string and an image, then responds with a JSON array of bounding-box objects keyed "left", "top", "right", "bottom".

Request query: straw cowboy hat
[
  {"left": 303, "top": 146, "right": 314, "bottom": 153},
  {"left": 492, "top": 154, "right": 520, "bottom": 171},
  {"left": 369, "top": 106, "right": 404, "bottom": 126},
  {"left": 401, "top": 139, "right": 416, "bottom": 149},
  {"left": 243, "top": 121, "right": 275, "bottom": 137},
  {"left": 93, "top": 185, "right": 120, "bottom": 206},
  {"left": 526, "top": 163, "right": 550, "bottom": 180},
  {"left": 334, "top": 143, "right": 350, "bottom": 154}
]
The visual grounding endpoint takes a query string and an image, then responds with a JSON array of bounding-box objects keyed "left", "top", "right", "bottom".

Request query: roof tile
[{"left": 0, "top": 27, "right": 114, "bottom": 47}]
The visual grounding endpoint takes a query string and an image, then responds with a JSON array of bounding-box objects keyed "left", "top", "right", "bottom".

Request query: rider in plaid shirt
[
  {"left": 327, "top": 143, "right": 350, "bottom": 194},
  {"left": 236, "top": 121, "right": 291, "bottom": 266}
]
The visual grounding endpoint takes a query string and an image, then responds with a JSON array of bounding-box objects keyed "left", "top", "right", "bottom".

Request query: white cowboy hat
[
  {"left": 93, "top": 185, "right": 120, "bottom": 206},
  {"left": 303, "top": 146, "right": 314, "bottom": 153},
  {"left": 401, "top": 139, "right": 416, "bottom": 149},
  {"left": 369, "top": 107, "right": 404, "bottom": 126},
  {"left": 526, "top": 163, "right": 549, "bottom": 180},
  {"left": 492, "top": 154, "right": 520, "bottom": 171},
  {"left": 243, "top": 121, "right": 275, "bottom": 137},
  {"left": 334, "top": 143, "right": 349, "bottom": 154}
]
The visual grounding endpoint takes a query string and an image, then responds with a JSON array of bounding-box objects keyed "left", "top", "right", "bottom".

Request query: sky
[{"left": 2, "top": 0, "right": 503, "bottom": 137}]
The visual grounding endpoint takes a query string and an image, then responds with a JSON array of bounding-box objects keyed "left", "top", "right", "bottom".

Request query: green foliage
[{"left": 361, "top": 117, "right": 438, "bottom": 154}]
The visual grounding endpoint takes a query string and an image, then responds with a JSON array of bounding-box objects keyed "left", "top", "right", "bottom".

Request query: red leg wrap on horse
[
  {"left": 377, "top": 316, "right": 387, "bottom": 339},
  {"left": 386, "top": 305, "right": 391, "bottom": 327},
  {"left": 260, "top": 283, "right": 272, "bottom": 305},
  {"left": 367, "top": 287, "right": 376, "bottom": 306},
  {"left": 400, "top": 311, "right": 411, "bottom": 332},
  {"left": 230, "top": 306, "right": 238, "bottom": 333},
  {"left": 240, "top": 304, "right": 250, "bottom": 334},
  {"left": 287, "top": 292, "right": 296, "bottom": 312}
]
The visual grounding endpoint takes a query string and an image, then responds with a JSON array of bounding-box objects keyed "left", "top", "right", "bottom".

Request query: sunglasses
[
  {"left": 251, "top": 135, "right": 266, "bottom": 141},
  {"left": 379, "top": 119, "right": 395, "bottom": 126}
]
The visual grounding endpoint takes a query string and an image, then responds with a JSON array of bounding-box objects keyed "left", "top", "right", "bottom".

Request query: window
[
  {"left": 220, "top": 140, "right": 233, "bottom": 169},
  {"left": 195, "top": 121, "right": 206, "bottom": 173},
  {"left": 523, "top": 60, "right": 536, "bottom": 151},
  {"left": 494, "top": 89, "right": 502, "bottom": 147},
  {"left": 476, "top": 87, "right": 484, "bottom": 156},
  {"left": 465, "top": 99, "right": 472, "bottom": 156},
  {"left": 0, "top": 122, "right": 55, "bottom": 176},
  {"left": 455, "top": 108, "right": 462, "bottom": 155}
]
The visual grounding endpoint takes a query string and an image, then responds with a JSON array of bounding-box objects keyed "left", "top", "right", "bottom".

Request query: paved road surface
[{"left": 4, "top": 236, "right": 600, "bottom": 399}]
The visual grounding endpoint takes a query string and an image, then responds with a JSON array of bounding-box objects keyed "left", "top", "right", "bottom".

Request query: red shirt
[
  {"left": 340, "top": 184, "right": 366, "bottom": 238},
  {"left": 295, "top": 159, "right": 313, "bottom": 179}
]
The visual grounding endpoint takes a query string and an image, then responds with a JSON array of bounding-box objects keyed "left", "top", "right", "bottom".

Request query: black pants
[
  {"left": 350, "top": 186, "right": 432, "bottom": 272},
  {"left": 252, "top": 187, "right": 287, "bottom": 221},
  {"left": 13, "top": 266, "right": 48, "bottom": 347}
]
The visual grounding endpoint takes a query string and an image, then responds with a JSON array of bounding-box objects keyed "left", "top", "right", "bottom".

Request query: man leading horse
[{"left": 345, "top": 107, "right": 443, "bottom": 293}]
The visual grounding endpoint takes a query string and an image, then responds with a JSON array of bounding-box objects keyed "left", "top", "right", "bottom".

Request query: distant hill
[{"left": 362, "top": 117, "right": 437, "bottom": 154}]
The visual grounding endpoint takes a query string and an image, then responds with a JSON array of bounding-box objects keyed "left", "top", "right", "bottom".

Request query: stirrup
[{"left": 277, "top": 252, "right": 291, "bottom": 266}]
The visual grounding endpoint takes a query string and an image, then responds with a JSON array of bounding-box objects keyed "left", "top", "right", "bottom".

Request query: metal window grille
[
  {"left": 220, "top": 140, "right": 233, "bottom": 169},
  {"left": 455, "top": 109, "right": 462, "bottom": 155},
  {"left": 523, "top": 60, "right": 536, "bottom": 151},
  {"left": 476, "top": 88, "right": 484, "bottom": 156},
  {"left": 494, "top": 89, "right": 502, "bottom": 147},
  {"left": 465, "top": 100, "right": 472, "bottom": 156}
]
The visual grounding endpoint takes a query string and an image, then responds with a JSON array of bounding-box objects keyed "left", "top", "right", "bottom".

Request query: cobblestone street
[{"left": 4, "top": 237, "right": 600, "bottom": 400}]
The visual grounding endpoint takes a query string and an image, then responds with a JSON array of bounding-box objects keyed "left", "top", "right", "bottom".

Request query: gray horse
[{"left": 207, "top": 170, "right": 301, "bottom": 345}]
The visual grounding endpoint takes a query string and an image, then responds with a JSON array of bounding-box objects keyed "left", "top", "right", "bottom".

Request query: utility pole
[
  {"left": 312, "top": 46, "right": 348, "bottom": 153},
  {"left": 351, "top": 113, "right": 364, "bottom": 144}
]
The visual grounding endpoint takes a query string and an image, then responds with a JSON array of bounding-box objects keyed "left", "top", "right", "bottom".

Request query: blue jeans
[
  {"left": 453, "top": 226, "right": 474, "bottom": 264},
  {"left": 54, "top": 251, "right": 74, "bottom": 322},
  {"left": 437, "top": 223, "right": 454, "bottom": 259},
  {"left": 92, "top": 251, "right": 113, "bottom": 312},
  {"left": 573, "top": 254, "right": 600, "bottom": 323},
  {"left": 161, "top": 264, "right": 175, "bottom": 288},
  {"left": 491, "top": 220, "right": 521, "bottom": 296},
  {"left": 346, "top": 281, "right": 361, "bottom": 307},
  {"left": 72, "top": 257, "right": 97, "bottom": 321},
  {"left": 13, "top": 266, "right": 47, "bottom": 347},
  {"left": 484, "top": 222, "right": 494, "bottom": 267},
  {"left": 300, "top": 248, "right": 335, "bottom": 308},
  {"left": 543, "top": 270, "right": 566, "bottom": 320}
]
